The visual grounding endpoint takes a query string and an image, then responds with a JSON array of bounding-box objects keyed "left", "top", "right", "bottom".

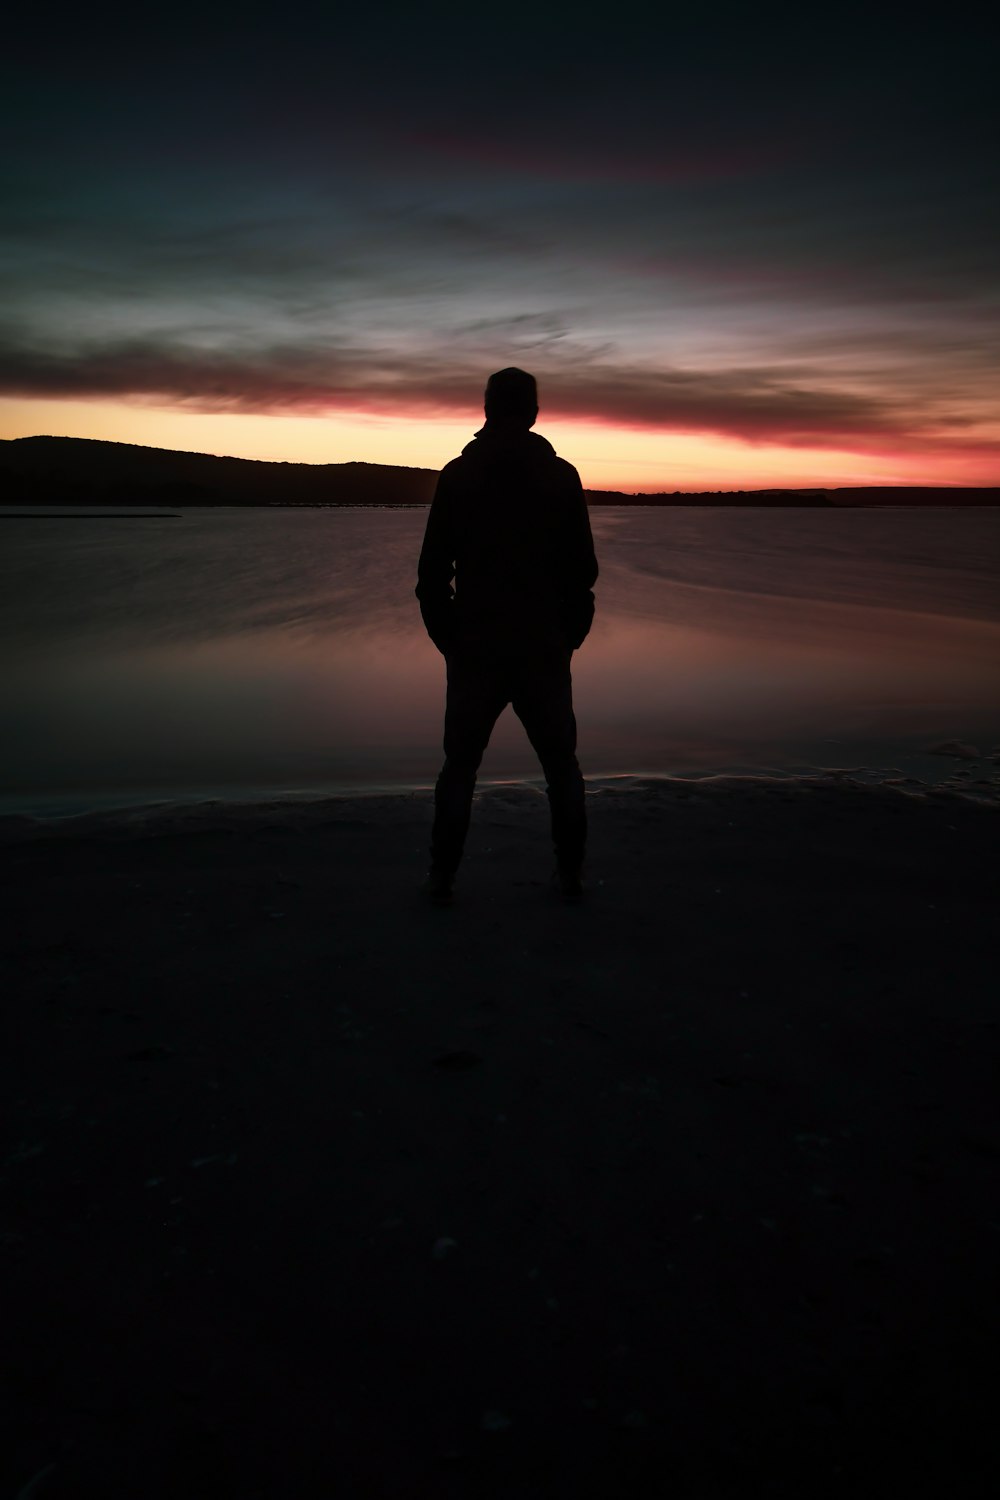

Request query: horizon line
[{"left": 5, "top": 434, "right": 997, "bottom": 494}]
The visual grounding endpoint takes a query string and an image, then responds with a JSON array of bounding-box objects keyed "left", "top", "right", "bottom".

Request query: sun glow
[{"left": 1, "top": 397, "right": 996, "bottom": 492}]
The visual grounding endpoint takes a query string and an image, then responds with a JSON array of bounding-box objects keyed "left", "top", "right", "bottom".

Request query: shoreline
[
  {"left": 3, "top": 758, "right": 1000, "bottom": 835},
  {"left": 5, "top": 500, "right": 1000, "bottom": 514}
]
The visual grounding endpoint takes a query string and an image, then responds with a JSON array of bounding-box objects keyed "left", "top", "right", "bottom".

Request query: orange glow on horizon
[{"left": 1, "top": 397, "right": 998, "bottom": 492}]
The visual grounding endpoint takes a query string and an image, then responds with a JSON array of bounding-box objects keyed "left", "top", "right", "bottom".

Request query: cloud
[
  {"left": 2, "top": 0, "right": 993, "bottom": 493},
  {"left": 2, "top": 331, "right": 996, "bottom": 459}
]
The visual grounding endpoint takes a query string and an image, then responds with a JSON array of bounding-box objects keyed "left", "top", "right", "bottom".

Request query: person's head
[{"left": 483, "top": 367, "right": 538, "bottom": 428}]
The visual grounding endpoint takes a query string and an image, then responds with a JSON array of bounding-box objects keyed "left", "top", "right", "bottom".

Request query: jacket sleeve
[
  {"left": 560, "top": 468, "right": 598, "bottom": 649},
  {"left": 415, "top": 467, "right": 456, "bottom": 654}
]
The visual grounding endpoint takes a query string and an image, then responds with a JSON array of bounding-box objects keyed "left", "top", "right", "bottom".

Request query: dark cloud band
[{"left": 2, "top": 335, "right": 996, "bottom": 459}]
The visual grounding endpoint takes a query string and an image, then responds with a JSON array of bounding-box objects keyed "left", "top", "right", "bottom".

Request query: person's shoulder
[
  {"left": 436, "top": 455, "right": 466, "bottom": 484},
  {"left": 526, "top": 433, "right": 580, "bottom": 481},
  {"left": 550, "top": 454, "right": 583, "bottom": 490}
]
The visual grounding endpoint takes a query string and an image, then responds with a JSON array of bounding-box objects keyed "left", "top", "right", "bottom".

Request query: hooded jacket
[{"left": 416, "top": 423, "right": 598, "bottom": 656}]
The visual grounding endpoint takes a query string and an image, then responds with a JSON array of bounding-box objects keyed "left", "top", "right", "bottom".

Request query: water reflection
[{"left": 2, "top": 506, "right": 998, "bottom": 812}]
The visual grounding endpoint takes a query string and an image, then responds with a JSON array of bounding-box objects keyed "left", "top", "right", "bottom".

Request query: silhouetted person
[{"left": 416, "top": 368, "right": 598, "bottom": 902}]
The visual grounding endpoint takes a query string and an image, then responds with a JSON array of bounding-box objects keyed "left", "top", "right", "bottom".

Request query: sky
[{"left": 2, "top": 2, "right": 997, "bottom": 490}]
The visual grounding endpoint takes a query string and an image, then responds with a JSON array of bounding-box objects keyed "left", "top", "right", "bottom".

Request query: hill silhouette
[
  {"left": 0, "top": 436, "right": 439, "bottom": 508},
  {"left": 1, "top": 437, "right": 997, "bottom": 507}
]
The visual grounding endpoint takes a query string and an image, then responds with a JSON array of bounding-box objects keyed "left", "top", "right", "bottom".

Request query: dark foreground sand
[{"left": 1, "top": 779, "right": 997, "bottom": 1499}]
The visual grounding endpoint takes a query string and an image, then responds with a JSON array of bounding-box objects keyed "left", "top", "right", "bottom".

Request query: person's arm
[
  {"left": 560, "top": 468, "right": 598, "bottom": 649},
  {"left": 415, "top": 467, "right": 456, "bottom": 654}
]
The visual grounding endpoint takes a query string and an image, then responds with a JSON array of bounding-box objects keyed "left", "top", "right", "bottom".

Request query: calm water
[{"left": 2, "top": 505, "right": 999, "bottom": 815}]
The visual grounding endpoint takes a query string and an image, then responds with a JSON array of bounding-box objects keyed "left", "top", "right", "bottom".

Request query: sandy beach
[{"left": 2, "top": 777, "right": 997, "bottom": 1497}]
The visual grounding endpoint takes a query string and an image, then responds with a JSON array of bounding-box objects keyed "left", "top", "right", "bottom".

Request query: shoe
[
  {"left": 423, "top": 867, "right": 454, "bottom": 903},
  {"left": 551, "top": 861, "right": 584, "bottom": 904}
]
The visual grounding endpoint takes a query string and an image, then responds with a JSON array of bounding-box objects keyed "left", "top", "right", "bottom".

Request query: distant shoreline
[
  {"left": 3, "top": 436, "right": 999, "bottom": 506},
  {"left": 0, "top": 512, "right": 181, "bottom": 519},
  {"left": 4, "top": 499, "right": 1000, "bottom": 511}
]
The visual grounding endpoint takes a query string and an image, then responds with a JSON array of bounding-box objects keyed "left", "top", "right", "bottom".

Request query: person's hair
[{"left": 484, "top": 367, "right": 538, "bottom": 424}]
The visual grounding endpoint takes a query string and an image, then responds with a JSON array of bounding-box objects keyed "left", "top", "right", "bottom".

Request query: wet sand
[{"left": 1, "top": 779, "right": 997, "bottom": 1497}]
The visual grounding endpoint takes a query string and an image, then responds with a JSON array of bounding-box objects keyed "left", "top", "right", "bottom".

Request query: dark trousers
[{"left": 431, "top": 645, "right": 586, "bottom": 874}]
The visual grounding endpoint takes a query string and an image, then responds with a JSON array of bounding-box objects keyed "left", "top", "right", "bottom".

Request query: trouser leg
[
  {"left": 512, "top": 651, "right": 586, "bottom": 868},
  {"left": 431, "top": 655, "right": 506, "bottom": 874}
]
